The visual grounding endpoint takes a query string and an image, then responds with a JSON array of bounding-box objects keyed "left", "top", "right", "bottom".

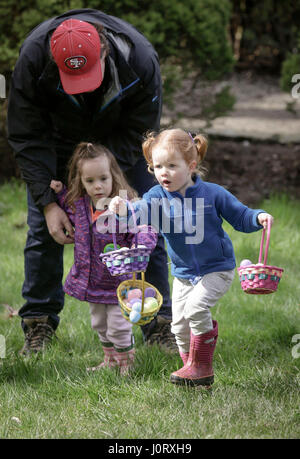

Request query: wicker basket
[
  {"left": 117, "top": 272, "right": 163, "bottom": 325},
  {"left": 100, "top": 200, "right": 151, "bottom": 276},
  {"left": 237, "top": 218, "right": 283, "bottom": 294}
]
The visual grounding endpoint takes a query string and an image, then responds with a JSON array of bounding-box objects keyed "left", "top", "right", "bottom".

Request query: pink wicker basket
[
  {"left": 99, "top": 200, "right": 152, "bottom": 276},
  {"left": 237, "top": 218, "right": 284, "bottom": 294}
]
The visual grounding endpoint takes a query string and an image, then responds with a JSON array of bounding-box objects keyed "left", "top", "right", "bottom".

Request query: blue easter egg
[{"left": 129, "top": 310, "right": 141, "bottom": 323}]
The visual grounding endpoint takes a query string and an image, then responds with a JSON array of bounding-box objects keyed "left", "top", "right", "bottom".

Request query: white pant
[
  {"left": 89, "top": 303, "right": 133, "bottom": 349},
  {"left": 171, "top": 270, "right": 235, "bottom": 354}
]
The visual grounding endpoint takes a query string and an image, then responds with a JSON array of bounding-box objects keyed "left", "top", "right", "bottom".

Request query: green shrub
[
  {"left": 280, "top": 33, "right": 300, "bottom": 93},
  {"left": 0, "top": 0, "right": 234, "bottom": 82},
  {"left": 280, "top": 53, "right": 300, "bottom": 93},
  {"left": 230, "top": 0, "right": 300, "bottom": 72}
]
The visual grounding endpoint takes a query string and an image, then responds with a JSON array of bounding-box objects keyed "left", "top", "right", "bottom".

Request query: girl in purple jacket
[{"left": 50, "top": 142, "right": 157, "bottom": 375}]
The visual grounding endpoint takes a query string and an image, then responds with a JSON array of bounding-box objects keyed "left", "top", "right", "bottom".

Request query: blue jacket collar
[{"left": 163, "top": 175, "right": 203, "bottom": 199}]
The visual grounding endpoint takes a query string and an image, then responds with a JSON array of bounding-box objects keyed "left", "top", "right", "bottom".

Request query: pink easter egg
[{"left": 127, "top": 289, "right": 142, "bottom": 301}]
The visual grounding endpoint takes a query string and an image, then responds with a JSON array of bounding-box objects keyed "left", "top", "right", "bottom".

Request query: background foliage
[
  {"left": 1, "top": 0, "right": 300, "bottom": 80},
  {"left": 0, "top": 0, "right": 300, "bottom": 180},
  {"left": 0, "top": 0, "right": 234, "bottom": 81}
]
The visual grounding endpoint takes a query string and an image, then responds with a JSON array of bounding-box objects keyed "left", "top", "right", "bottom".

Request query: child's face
[
  {"left": 80, "top": 156, "right": 113, "bottom": 206},
  {"left": 152, "top": 147, "right": 196, "bottom": 195}
]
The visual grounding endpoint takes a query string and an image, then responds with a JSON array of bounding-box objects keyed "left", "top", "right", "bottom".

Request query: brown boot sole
[{"left": 170, "top": 373, "right": 214, "bottom": 387}]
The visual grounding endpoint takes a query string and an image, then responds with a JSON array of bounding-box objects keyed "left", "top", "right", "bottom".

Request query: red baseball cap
[{"left": 50, "top": 19, "right": 103, "bottom": 94}]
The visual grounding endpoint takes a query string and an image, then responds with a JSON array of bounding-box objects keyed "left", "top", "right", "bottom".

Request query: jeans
[
  {"left": 19, "top": 189, "right": 64, "bottom": 331},
  {"left": 19, "top": 157, "right": 172, "bottom": 332}
]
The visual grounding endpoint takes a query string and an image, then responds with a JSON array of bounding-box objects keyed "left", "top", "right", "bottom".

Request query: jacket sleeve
[
  {"left": 215, "top": 185, "right": 265, "bottom": 233},
  {"left": 7, "top": 41, "right": 57, "bottom": 211},
  {"left": 103, "top": 53, "right": 162, "bottom": 169},
  {"left": 55, "top": 187, "right": 76, "bottom": 227},
  {"left": 126, "top": 225, "right": 158, "bottom": 252}
]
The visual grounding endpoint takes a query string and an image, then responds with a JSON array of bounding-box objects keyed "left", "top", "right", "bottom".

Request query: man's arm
[{"left": 7, "top": 41, "right": 57, "bottom": 211}]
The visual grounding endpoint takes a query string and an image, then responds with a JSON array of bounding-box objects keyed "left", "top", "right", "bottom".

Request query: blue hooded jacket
[{"left": 128, "top": 176, "right": 265, "bottom": 282}]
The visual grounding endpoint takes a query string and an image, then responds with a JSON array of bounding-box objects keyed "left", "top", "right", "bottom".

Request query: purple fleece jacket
[{"left": 57, "top": 190, "right": 158, "bottom": 304}]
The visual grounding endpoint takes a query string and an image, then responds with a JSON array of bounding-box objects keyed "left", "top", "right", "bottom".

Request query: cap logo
[{"left": 64, "top": 56, "right": 87, "bottom": 70}]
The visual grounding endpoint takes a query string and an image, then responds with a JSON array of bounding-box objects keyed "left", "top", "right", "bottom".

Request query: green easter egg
[{"left": 103, "top": 243, "right": 120, "bottom": 253}]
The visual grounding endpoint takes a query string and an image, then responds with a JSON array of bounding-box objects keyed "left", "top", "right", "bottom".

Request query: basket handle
[
  {"left": 258, "top": 216, "right": 272, "bottom": 265},
  {"left": 111, "top": 199, "right": 138, "bottom": 249}
]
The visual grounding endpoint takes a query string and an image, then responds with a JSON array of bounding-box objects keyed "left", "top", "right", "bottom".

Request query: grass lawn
[{"left": 0, "top": 180, "right": 299, "bottom": 439}]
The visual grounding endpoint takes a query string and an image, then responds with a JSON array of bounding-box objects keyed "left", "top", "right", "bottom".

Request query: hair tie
[{"left": 188, "top": 132, "right": 195, "bottom": 143}]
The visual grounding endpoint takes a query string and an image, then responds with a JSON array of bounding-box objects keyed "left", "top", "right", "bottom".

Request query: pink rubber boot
[
  {"left": 179, "top": 351, "right": 189, "bottom": 365},
  {"left": 87, "top": 342, "right": 118, "bottom": 371},
  {"left": 114, "top": 347, "right": 136, "bottom": 375},
  {"left": 170, "top": 320, "right": 218, "bottom": 387}
]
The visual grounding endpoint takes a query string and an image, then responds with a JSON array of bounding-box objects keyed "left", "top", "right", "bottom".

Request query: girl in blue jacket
[{"left": 110, "top": 128, "right": 273, "bottom": 387}]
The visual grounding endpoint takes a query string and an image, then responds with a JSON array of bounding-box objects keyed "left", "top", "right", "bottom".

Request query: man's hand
[{"left": 44, "top": 202, "right": 74, "bottom": 245}]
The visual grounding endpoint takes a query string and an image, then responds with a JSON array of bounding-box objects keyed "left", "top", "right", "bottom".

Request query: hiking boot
[
  {"left": 20, "top": 316, "right": 55, "bottom": 356},
  {"left": 145, "top": 316, "right": 178, "bottom": 353}
]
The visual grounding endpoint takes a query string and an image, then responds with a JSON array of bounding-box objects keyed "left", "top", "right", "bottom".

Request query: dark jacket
[{"left": 7, "top": 9, "right": 162, "bottom": 209}]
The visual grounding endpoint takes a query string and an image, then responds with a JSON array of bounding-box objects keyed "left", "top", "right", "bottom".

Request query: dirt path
[
  {"left": 162, "top": 72, "right": 300, "bottom": 205},
  {"left": 162, "top": 72, "right": 300, "bottom": 143}
]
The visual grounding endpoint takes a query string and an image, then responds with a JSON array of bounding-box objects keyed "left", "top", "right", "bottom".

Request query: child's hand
[
  {"left": 50, "top": 180, "right": 63, "bottom": 193},
  {"left": 109, "top": 196, "right": 127, "bottom": 216},
  {"left": 258, "top": 213, "right": 274, "bottom": 229}
]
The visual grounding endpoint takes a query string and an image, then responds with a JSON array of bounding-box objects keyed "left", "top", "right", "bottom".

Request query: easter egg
[
  {"left": 129, "top": 310, "right": 141, "bottom": 323},
  {"left": 124, "top": 287, "right": 134, "bottom": 299},
  {"left": 144, "top": 287, "right": 156, "bottom": 298},
  {"left": 127, "top": 289, "right": 142, "bottom": 301},
  {"left": 103, "top": 243, "right": 120, "bottom": 253},
  {"left": 240, "top": 259, "right": 253, "bottom": 267},
  {"left": 131, "top": 300, "right": 142, "bottom": 312},
  {"left": 128, "top": 298, "right": 138, "bottom": 306},
  {"left": 143, "top": 297, "right": 158, "bottom": 312}
]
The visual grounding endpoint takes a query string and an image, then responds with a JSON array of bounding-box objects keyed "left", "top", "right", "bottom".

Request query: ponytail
[{"left": 193, "top": 134, "right": 208, "bottom": 162}]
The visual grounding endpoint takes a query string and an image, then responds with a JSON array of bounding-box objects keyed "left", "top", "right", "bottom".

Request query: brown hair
[
  {"left": 91, "top": 22, "right": 110, "bottom": 58},
  {"left": 65, "top": 142, "right": 137, "bottom": 209},
  {"left": 142, "top": 128, "right": 208, "bottom": 178}
]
